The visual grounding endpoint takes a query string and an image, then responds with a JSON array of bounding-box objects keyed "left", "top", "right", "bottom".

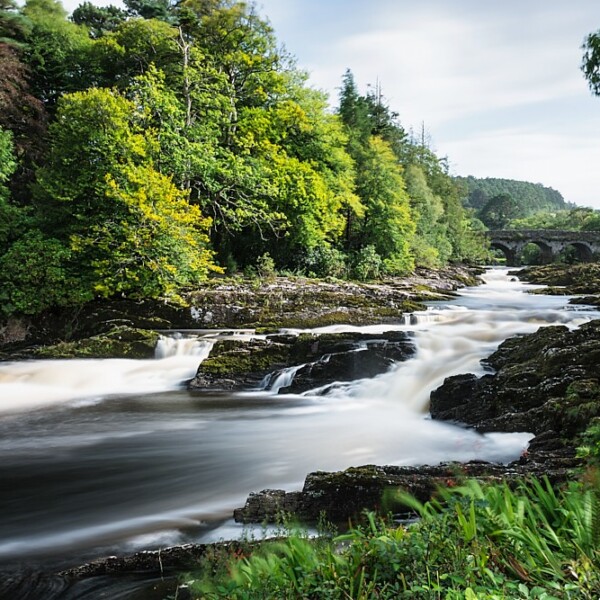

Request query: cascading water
[
  {"left": 0, "top": 335, "right": 214, "bottom": 414},
  {"left": 0, "top": 268, "right": 598, "bottom": 578}
]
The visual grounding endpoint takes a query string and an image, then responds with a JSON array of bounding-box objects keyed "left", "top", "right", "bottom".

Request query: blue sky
[{"left": 62, "top": 0, "right": 600, "bottom": 208}]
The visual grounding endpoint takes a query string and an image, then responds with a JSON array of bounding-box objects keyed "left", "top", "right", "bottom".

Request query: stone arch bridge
[{"left": 487, "top": 229, "right": 600, "bottom": 266}]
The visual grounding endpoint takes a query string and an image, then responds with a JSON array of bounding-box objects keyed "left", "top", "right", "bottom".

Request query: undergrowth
[{"left": 176, "top": 475, "right": 600, "bottom": 599}]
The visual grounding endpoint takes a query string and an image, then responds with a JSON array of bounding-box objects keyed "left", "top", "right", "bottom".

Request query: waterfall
[
  {"left": 155, "top": 333, "right": 214, "bottom": 359},
  {"left": 0, "top": 333, "right": 214, "bottom": 414}
]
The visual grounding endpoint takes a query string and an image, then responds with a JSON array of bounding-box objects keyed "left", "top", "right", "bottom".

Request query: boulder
[
  {"left": 234, "top": 445, "right": 580, "bottom": 524},
  {"left": 189, "top": 331, "right": 415, "bottom": 392},
  {"left": 6, "top": 326, "right": 161, "bottom": 360},
  {"left": 430, "top": 320, "right": 600, "bottom": 437}
]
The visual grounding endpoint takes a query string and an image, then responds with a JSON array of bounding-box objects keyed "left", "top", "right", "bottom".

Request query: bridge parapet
[{"left": 486, "top": 230, "right": 600, "bottom": 266}]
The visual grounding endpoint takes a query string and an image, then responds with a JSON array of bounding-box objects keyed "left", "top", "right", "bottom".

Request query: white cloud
[
  {"left": 261, "top": 1, "right": 600, "bottom": 207},
  {"left": 440, "top": 128, "right": 600, "bottom": 207}
]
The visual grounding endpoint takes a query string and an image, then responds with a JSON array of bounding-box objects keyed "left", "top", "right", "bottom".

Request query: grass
[{"left": 174, "top": 473, "right": 600, "bottom": 599}]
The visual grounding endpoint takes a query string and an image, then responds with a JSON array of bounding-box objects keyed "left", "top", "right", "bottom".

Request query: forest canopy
[{"left": 0, "top": 0, "right": 533, "bottom": 316}]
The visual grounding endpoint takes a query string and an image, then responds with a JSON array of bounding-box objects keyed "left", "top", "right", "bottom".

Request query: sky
[{"left": 61, "top": 0, "right": 600, "bottom": 208}]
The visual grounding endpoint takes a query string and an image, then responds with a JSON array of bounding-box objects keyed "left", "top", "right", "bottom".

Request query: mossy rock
[
  {"left": 29, "top": 326, "right": 160, "bottom": 359},
  {"left": 431, "top": 320, "right": 600, "bottom": 439},
  {"left": 514, "top": 264, "right": 600, "bottom": 295},
  {"left": 190, "top": 331, "right": 415, "bottom": 392}
]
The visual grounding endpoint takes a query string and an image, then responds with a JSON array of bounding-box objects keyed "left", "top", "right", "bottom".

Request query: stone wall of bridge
[{"left": 487, "top": 230, "right": 600, "bottom": 266}]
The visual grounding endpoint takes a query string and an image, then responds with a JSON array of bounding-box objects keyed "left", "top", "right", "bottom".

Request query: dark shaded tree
[
  {"left": 582, "top": 29, "right": 600, "bottom": 96},
  {"left": 71, "top": 2, "right": 127, "bottom": 38}
]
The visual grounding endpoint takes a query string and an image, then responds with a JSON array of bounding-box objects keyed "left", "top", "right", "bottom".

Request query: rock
[
  {"left": 430, "top": 319, "right": 600, "bottom": 437},
  {"left": 279, "top": 333, "right": 414, "bottom": 394},
  {"left": 9, "top": 326, "right": 161, "bottom": 360},
  {"left": 189, "top": 331, "right": 415, "bottom": 392},
  {"left": 0, "top": 266, "right": 483, "bottom": 357},
  {"left": 513, "top": 264, "right": 600, "bottom": 306},
  {"left": 234, "top": 450, "right": 581, "bottom": 524}
]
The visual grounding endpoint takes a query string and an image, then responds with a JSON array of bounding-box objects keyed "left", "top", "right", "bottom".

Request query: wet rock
[
  {"left": 1, "top": 266, "right": 482, "bottom": 356},
  {"left": 430, "top": 319, "right": 600, "bottom": 437},
  {"left": 234, "top": 451, "right": 581, "bottom": 524},
  {"left": 514, "top": 264, "right": 600, "bottom": 307},
  {"left": 7, "top": 326, "right": 161, "bottom": 360},
  {"left": 189, "top": 332, "right": 415, "bottom": 392}
]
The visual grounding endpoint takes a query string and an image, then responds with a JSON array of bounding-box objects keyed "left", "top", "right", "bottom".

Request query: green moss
[
  {"left": 32, "top": 326, "right": 160, "bottom": 359},
  {"left": 199, "top": 341, "right": 292, "bottom": 376}
]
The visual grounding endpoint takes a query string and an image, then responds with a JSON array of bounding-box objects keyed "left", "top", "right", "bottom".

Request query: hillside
[{"left": 456, "top": 176, "right": 570, "bottom": 220}]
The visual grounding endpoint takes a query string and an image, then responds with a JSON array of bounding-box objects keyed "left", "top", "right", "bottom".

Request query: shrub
[{"left": 351, "top": 245, "right": 383, "bottom": 281}]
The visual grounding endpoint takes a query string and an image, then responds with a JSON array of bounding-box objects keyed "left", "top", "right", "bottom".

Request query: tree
[
  {"left": 0, "top": 127, "right": 22, "bottom": 251},
  {"left": 124, "top": 0, "right": 175, "bottom": 22},
  {"left": 22, "top": 0, "right": 94, "bottom": 109},
  {"left": 91, "top": 17, "right": 181, "bottom": 88},
  {"left": 0, "top": 0, "right": 32, "bottom": 45},
  {"left": 351, "top": 136, "right": 415, "bottom": 275},
  {"left": 479, "top": 193, "right": 522, "bottom": 229},
  {"left": 404, "top": 164, "right": 451, "bottom": 267},
  {"left": 0, "top": 43, "right": 47, "bottom": 201},
  {"left": 35, "top": 86, "right": 218, "bottom": 299},
  {"left": 582, "top": 29, "right": 600, "bottom": 96},
  {"left": 71, "top": 2, "right": 127, "bottom": 38}
]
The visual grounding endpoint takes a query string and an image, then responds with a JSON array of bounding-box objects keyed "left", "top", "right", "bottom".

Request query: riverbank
[
  {"left": 0, "top": 264, "right": 482, "bottom": 359},
  {"left": 512, "top": 262, "right": 600, "bottom": 306}
]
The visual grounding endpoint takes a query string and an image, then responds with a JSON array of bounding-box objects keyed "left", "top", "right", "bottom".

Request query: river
[{"left": 0, "top": 268, "right": 598, "bottom": 597}]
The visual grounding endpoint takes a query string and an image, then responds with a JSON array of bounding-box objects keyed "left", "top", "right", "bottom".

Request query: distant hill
[{"left": 455, "top": 176, "right": 570, "bottom": 217}]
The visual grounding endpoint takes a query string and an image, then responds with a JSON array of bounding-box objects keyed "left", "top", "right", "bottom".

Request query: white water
[
  {"left": 0, "top": 268, "right": 598, "bottom": 565},
  {"left": 0, "top": 337, "right": 213, "bottom": 413}
]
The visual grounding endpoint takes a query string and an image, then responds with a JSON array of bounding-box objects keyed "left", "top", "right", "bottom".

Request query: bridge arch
[
  {"left": 525, "top": 240, "right": 553, "bottom": 264},
  {"left": 563, "top": 242, "right": 594, "bottom": 263},
  {"left": 486, "top": 230, "right": 600, "bottom": 266},
  {"left": 490, "top": 242, "right": 517, "bottom": 265}
]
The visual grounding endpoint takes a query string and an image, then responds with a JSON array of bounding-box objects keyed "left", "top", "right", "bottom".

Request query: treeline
[
  {"left": 0, "top": 0, "right": 488, "bottom": 317},
  {"left": 509, "top": 206, "right": 600, "bottom": 232},
  {"left": 457, "top": 176, "right": 570, "bottom": 229}
]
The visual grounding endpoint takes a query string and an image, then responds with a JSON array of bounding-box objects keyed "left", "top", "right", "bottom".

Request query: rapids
[{"left": 0, "top": 268, "right": 598, "bottom": 577}]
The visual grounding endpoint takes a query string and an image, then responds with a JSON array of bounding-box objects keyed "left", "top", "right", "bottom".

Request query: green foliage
[
  {"left": 22, "top": 0, "right": 94, "bottom": 109},
  {"left": 188, "top": 478, "right": 600, "bottom": 599},
  {"left": 351, "top": 244, "right": 383, "bottom": 281},
  {"left": 0, "top": 127, "right": 16, "bottom": 197},
  {"left": 457, "top": 176, "right": 568, "bottom": 219},
  {"left": 350, "top": 136, "right": 415, "bottom": 274},
  {"left": 479, "top": 193, "right": 523, "bottom": 229},
  {"left": 582, "top": 29, "right": 600, "bottom": 96},
  {"left": 71, "top": 2, "right": 127, "bottom": 38},
  {"left": 405, "top": 164, "right": 452, "bottom": 267},
  {"left": 255, "top": 252, "right": 276, "bottom": 280},
  {"left": 510, "top": 206, "right": 600, "bottom": 231},
  {"left": 0, "top": 0, "right": 32, "bottom": 45},
  {"left": 577, "top": 419, "right": 600, "bottom": 465},
  {"left": 0, "top": 128, "right": 29, "bottom": 253},
  {"left": 300, "top": 244, "right": 348, "bottom": 279},
  {"left": 0, "top": 0, "right": 500, "bottom": 317},
  {"left": 34, "top": 85, "right": 218, "bottom": 302},
  {"left": 73, "top": 163, "right": 218, "bottom": 299},
  {"left": 0, "top": 230, "right": 90, "bottom": 315}
]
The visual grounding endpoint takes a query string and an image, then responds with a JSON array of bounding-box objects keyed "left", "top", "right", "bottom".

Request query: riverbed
[{"left": 0, "top": 268, "right": 598, "bottom": 586}]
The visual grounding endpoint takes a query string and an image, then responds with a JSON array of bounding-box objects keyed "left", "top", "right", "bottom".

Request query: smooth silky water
[{"left": 0, "top": 268, "right": 598, "bottom": 582}]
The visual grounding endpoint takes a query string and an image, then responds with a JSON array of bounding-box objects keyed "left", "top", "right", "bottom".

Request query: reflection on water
[{"left": 0, "top": 268, "right": 598, "bottom": 569}]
